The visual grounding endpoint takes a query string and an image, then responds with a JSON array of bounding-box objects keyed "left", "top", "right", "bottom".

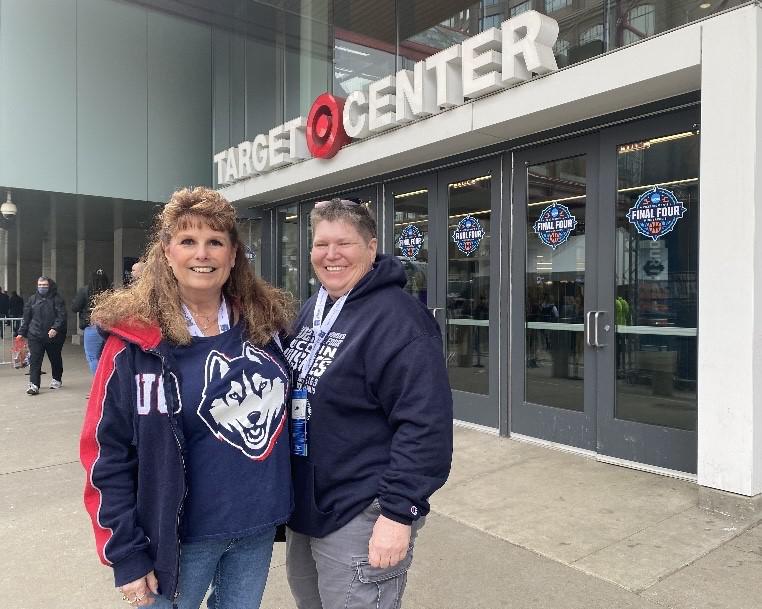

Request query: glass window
[
  {"left": 525, "top": 157, "right": 586, "bottom": 411},
  {"left": 447, "top": 174, "right": 492, "bottom": 396},
  {"left": 614, "top": 129, "right": 699, "bottom": 431},
  {"left": 276, "top": 205, "right": 299, "bottom": 298},
  {"left": 482, "top": 14, "right": 502, "bottom": 29},
  {"left": 544, "top": 0, "right": 572, "bottom": 13},
  {"left": 622, "top": 4, "right": 655, "bottom": 46},
  {"left": 333, "top": 0, "right": 396, "bottom": 97},
  {"left": 579, "top": 24, "right": 604, "bottom": 45},
  {"left": 399, "top": 2, "right": 481, "bottom": 71},
  {"left": 510, "top": 1, "right": 531, "bottom": 17},
  {"left": 394, "top": 189, "right": 430, "bottom": 306}
]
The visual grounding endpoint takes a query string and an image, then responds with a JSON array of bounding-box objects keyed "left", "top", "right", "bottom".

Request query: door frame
[{"left": 510, "top": 135, "right": 601, "bottom": 451}]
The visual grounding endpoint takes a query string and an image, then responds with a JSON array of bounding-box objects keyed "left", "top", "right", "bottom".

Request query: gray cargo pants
[{"left": 286, "top": 500, "right": 424, "bottom": 609}]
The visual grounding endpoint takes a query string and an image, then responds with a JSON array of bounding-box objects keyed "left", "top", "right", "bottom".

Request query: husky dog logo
[{"left": 197, "top": 343, "right": 287, "bottom": 460}]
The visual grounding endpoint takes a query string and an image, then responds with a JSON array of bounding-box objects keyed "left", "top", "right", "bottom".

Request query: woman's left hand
[
  {"left": 119, "top": 571, "right": 159, "bottom": 606},
  {"left": 368, "top": 514, "right": 411, "bottom": 569}
]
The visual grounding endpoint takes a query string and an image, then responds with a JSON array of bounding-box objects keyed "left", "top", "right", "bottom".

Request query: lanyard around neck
[
  {"left": 182, "top": 295, "right": 230, "bottom": 338},
  {"left": 297, "top": 287, "right": 348, "bottom": 389}
]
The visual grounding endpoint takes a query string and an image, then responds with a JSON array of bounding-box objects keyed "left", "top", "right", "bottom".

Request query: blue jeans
[
  {"left": 152, "top": 527, "right": 275, "bottom": 609},
  {"left": 83, "top": 325, "right": 105, "bottom": 374}
]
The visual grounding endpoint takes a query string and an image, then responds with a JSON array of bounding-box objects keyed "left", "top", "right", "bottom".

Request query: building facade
[
  {"left": 1, "top": 0, "right": 760, "bottom": 500},
  {"left": 216, "top": 0, "right": 762, "bottom": 499}
]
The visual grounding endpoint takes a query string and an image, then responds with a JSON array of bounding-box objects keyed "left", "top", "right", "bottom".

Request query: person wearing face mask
[{"left": 18, "top": 276, "right": 68, "bottom": 395}]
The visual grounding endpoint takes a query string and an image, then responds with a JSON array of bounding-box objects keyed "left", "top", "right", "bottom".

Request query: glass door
[
  {"left": 511, "top": 110, "right": 699, "bottom": 473},
  {"left": 511, "top": 137, "right": 600, "bottom": 450},
  {"left": 385, "top": 175, "right": 436, "bottom": 309},
  {"left": 384, "top": 159, "right": 501, "bottom": 429},
  {"left": 439, "top": 159, "right": 501, "bottom": 428},
  {"left": 596, "top": 111, "right": 699, "bottom": 473}
]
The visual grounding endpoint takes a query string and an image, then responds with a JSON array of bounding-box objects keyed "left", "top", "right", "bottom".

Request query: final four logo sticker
[
  {"left": 452, "top": 215, "right": 486, "bottom": 256},
  {"left": 397, "top": 224, "right": 425, "bottom": 259},
  {"left": 533, "top": 203, "right": 578, "bottom": 250},
  {"left": 626, "top": 187, "right": 687, "bottom": 241}
]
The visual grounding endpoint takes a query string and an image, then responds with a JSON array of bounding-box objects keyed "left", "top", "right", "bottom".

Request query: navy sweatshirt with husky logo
[{"left": 283, "top": 254, "right": 453, "bottom": 538}]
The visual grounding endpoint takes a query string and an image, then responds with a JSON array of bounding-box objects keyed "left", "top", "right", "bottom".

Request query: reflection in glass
[
  {"left": 394, "top": 189, "right": 429, "bottom": 306},
  {"left": 237, "top": 214, "right": 263, "bottom": 278},
  {"left": 615, "top": 130, "right": 699, "bottom": 431},
  {"left": 525, "top": 156, "right": 586, "bottom": 412},
  {"left": 333, "top": 1, "right": 396, "bottom": 96},
  {"left": 277, "top": 205, "right": 299, "bottom": 298},
  {"left": 447, "top": 175, "right": 491, "bottom": 396}
]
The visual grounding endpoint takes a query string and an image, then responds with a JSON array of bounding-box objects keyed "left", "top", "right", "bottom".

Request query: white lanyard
[
  {"left": 182, "top": 295, "right": 230, "bottom": 338},
  {"left": 297, "top": 287, "right": 348, "bottom": 389}
]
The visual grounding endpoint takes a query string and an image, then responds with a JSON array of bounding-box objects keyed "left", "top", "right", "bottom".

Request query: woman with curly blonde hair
[{"left": 80, "top": 187, "right": 293, "bottom": 609}]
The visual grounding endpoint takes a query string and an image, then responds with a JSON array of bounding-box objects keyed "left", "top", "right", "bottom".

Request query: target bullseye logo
[{"left": 306, "top": 93, "right": 350, "bottom": 159}]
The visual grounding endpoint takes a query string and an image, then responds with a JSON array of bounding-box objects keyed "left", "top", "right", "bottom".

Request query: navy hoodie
[{"left": 283, "top": 254, "right": 453, "bottom": 537}]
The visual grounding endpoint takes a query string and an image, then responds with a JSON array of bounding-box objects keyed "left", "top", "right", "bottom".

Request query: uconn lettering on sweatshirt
[{"left": 214, "top": 10, "right": 559, "bottom": 185}]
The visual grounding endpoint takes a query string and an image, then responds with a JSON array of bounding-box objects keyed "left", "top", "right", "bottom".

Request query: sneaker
[
  {"left": 50, "top": 379, "right": 62, "bottom": 390},
  {"left": 26, "top": 383, "right": 39, "bottom": 395}
]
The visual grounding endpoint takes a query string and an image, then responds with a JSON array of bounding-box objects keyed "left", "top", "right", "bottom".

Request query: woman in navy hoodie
[
  {"left": 283, "top": 199, "right": 453, "bottom": 609},
  {"left": 80, "top": 187, "right": 293, "bottom": 608}
]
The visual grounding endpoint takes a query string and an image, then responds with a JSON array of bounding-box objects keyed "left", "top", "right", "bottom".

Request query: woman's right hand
[{"left": 119, "top": 571, "right": 159, "bottom": 606}]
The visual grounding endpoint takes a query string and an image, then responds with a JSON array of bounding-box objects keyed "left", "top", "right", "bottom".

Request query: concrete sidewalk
[{"left": 1, "top": 344, "right": 760, "bottom": 609}]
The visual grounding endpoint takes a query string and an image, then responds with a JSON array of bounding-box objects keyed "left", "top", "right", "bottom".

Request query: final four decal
[
  {"left": 626, "top": 187, "right": 687, "bottom": 241},
  {"left": 452, "top": 215, "right": 486, "bottom": 256},
  {"left": 397, "top": 224, "right": 425, "bottom": 259},
  {"left": 533, "top": 203, "right": 577, "bottom": 250}
]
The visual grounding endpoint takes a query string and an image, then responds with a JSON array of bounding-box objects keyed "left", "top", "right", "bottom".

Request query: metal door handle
[
  {"left": 429, "top": 307, "right": 443, "bottom": 320},
  {"left": 585, "top": 311, "right": 595, "bottom": 347},
  {"left": 594, "top": 311, "right": 608, "bottom": 348}
]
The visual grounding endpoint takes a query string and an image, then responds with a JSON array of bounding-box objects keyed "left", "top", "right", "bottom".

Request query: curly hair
[{"left": 92, "top": 187, "right": 293, "bottom": 346}]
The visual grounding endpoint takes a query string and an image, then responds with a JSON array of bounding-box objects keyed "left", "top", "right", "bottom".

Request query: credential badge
[
  {"left": 397, "top": 224, "right": 424, "bottom": 259},
  {"left": 452, "top": 215, "right": 485, "bottom": 256},
  {"left": 533, "top": 203, "right": 578, "bottom": 250},
  {"left": 626, "top": 187, "right": 687, "bottom": 241}
]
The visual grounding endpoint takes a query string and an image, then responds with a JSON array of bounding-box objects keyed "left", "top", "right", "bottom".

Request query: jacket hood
[
  {"left": 344, "top": 254, "right": 407, "bottom": 303},
  {"left": 107, "top": 321, "right": 163, "bottom": 352}
]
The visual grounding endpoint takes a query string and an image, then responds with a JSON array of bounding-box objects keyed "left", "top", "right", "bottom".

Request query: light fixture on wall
[{"left": 0, "top": 191, "right": 17, "bottom": 222}]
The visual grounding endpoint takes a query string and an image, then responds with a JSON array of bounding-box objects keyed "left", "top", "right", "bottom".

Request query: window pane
[
  {"left": 615, "top": 130, "right": 699, "bottom": 431},
  {"left": 447, "top": 174, "right": 492, "bottom": 396},
  {"left": 525, "top": 156, "right": 586, "bottom": 412},
  {"left": 277, "top": 205, "right": 299, "bottom": 298}
]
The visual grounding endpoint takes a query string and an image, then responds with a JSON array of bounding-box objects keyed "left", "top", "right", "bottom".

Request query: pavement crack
[{"left": 0, "top": 460, "right": 78, "bottom": 476}]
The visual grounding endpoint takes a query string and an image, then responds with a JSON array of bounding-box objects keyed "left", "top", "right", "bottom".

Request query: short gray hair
[{"left": 310, "top": 198, "right": 377, "bottom": 243}]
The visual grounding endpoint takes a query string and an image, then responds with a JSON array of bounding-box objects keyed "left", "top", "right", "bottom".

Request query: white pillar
[{"left": 697, "top": 5, "right": 762, "bottom": 496}]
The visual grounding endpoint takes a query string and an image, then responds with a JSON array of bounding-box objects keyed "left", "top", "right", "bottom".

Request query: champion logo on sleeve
[{"left": 410, "top": 505, "right": 418, "bottom": 516}]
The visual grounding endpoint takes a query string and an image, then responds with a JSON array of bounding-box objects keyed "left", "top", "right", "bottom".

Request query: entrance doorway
[
  {"left": 384, "top": 158, "right": 501, "bottom": 428},
  {"left": 511, "top": 110, "right": 699, "bottom": 473}
]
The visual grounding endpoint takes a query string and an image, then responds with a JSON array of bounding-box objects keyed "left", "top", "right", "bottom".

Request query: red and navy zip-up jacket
[{"left": 80, "top": 322, "right": 187, "bottom": 600}]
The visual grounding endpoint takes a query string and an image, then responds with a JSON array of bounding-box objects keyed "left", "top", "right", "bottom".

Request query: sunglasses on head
[{"left": 313, "top": 198, "right": 363, "bottom": 209}]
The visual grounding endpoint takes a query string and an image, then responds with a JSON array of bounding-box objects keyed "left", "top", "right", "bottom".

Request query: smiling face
[
  {"left": 311, "top": 219, "right": 377, "bottom": 300},
  {"left": 163, "top": 217, "right": 237, "bottom": 300}
]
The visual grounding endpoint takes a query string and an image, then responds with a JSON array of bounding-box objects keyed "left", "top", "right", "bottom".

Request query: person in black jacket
[
  {"left": 8, "top": 290, "right": 23, "bottom": 334},
  {"left": 18, "top": 277, "right": 67, "bottom": 395},
  {"left": 0, "top": 286, "right": 9, "bottom": 338},
  {"left": 282, "top": 199, "right": 453, "bottom": 609},
  {"left": 72, "top": 269, "right": 111, "bottom": 374}
]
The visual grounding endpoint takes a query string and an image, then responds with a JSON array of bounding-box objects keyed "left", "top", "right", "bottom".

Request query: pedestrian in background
[
  {"left": 0, "top": 285, "right": 9, "bottom": 339},
  {"left": 18, "top": 277, "right": 67, "bottom": 395},
  {"left": 9, "top": 290, "right": 24, "bottom": 334},
  {"left": 72, "top": 269, "right": 111, "bottom": 374}
]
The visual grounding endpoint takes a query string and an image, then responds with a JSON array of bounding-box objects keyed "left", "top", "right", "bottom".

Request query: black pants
[{"left": 28, "top": 334, "right": 65, "bottom": 388}]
